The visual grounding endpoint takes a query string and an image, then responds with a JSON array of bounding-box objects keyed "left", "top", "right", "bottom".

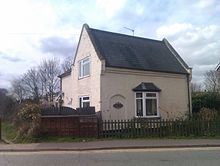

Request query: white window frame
[
  {"left": 79, "top": 96, "right": 90, "bottom": 108},
  {"left": 78, "top": 57, "right": 90, "bottom": 79},
  {"left": 135, "top": 92, "right": 159, "bottom": 118}
]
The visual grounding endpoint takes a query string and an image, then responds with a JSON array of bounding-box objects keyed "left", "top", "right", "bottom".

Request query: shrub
[
  {"left": 192, "top": 92, "right": 220, "bottom": 113},
  {"left": 14, "top": 103, "right": 41, "bottom": 137},
  {"left": 197, "top": 107, "right": 218, "bottom": 121}
]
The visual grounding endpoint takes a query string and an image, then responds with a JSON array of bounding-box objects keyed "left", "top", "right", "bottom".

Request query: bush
[
  {"left": 197, "top": 107, "right": 218, "bottom": 121},
  {"left": 192, "top": 92, "right": 220, "bottom": 113},
  {"left": 14, "top": 103, "right": 41, "bottom": 137}
]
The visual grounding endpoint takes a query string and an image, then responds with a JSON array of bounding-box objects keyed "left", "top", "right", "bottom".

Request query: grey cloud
[
  {"left": 170, "top": 27, "right": 218, "bottom": 63},
  {"left": 1, "top": 55, "right": 23, "bottom": 62},
  {"left": 39, "top": 36, "right": 76, "bottom": 57},
  {"left": 191, "top": 64, "right": 217, "bottom": 85},
  {"left": 166, "top": 1, "right": 220, "bottom": 26},
  {"left": 158, "top": 24, "right": 220, "bottom": 83},
  {"left": 0, "top": 72, "right": 16, "bottom": 89},
  {"left": 0, "top": 51, "right": 24, "bottom": 62}
]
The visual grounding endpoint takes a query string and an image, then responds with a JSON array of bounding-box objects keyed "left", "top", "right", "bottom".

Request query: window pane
[
  {"left": 79, "top": 61, "right": 82, "bottom": 77},
  {"left": 83, "top": 62, "right": 90, "bottom": 76},
  {"left": 146, "top": 99, "right": 157, "bottom": 116},
  {"left": 146, "top": 93, "right": 156, "bottom": 97},
  {"left": 136, "top": 93, "right": 142, "bottom": 98},
  {"left": 136, "top": 99, "right": 143, "bottom": 116},
  {"left": 83, "top": 101, "right": 90, "bottom": 108},
  {"left": 79, "top": 98, "right": 82, "bottom": 108},
  {"left": 83, "top": 97, "right": 89, "bottom": 100},
  {"left": 83, "top": 58, "right": 89, "bottom": 63}
]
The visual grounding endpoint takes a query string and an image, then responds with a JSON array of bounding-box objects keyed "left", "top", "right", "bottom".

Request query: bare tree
[
  {"left": 204, "top": 70, "right": 218, "bottom": 92},
  {"left": 191, "top": 82, "right": 202, "bottom": 93},
  {"left": 22, "top": 68, "right": 40, "bottom": 101},
  {"left": 61, "top": 56, "right": 73, "bottom": 72},
  {"left": 10, "top": 58, "right": 62, "bottom": 103},
  {"left": 0, "top": 88, "right": 15, "bottom": 119},
  {"left": 11, "top": 77, "right": 26, "bottom": 102},
  {"left": 38, "top": 58, "right": 61, "bottom": 102},
  {"left": 217, "top": 68, "right": 220, "bottom": 92}
]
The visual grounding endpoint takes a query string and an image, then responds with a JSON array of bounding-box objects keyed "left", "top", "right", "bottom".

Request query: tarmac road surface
[{"left": 0, "top": 147, "right": 220, "bottom": 166}]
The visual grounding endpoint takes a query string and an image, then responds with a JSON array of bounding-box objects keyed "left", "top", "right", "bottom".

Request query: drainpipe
[{"left": 187, "top": 68, "right": 192, "bottom": 117}]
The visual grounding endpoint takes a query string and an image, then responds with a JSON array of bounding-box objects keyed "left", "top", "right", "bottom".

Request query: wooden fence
[
  {"left": 98, "top": 118, "right": 220, "bottom": 138},
  {"left": 41, "top": 115, "right": 98, "bottom": 137},
  {"left": 40, "top": 115, "right": 220, "bottom": 138}
]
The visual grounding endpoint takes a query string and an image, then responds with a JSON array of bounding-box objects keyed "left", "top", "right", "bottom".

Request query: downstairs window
[
  {"left": 79, "top": 96, "right": 90, "bottom": 108},
  {"left": 135, "top": 92, "right": 159, "bottom": 117}
]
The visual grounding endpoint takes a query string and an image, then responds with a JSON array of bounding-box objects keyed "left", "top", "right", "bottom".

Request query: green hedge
[{"left": 192, "top": 92, "right": 220, "bottom": 113}]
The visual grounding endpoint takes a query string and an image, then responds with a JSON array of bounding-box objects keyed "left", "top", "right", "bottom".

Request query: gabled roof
[
  {"left": 133, "top": 82, "right": 161, "bottom": 92},
  {"left": 84, "top": 24, "right": 189, "bottom": 75}
]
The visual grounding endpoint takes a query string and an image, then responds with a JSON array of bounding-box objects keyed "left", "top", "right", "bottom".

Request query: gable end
[{"left": 73, "top": 24, "right": 104, "bottom": 66}]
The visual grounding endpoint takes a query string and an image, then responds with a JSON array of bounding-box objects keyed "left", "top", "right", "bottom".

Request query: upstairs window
[
  {"left": 79, "top": 57, "right": 90, "bottom": 78},
  {"left": 79, "top": 96, "right": 90, "bottom": 108}
]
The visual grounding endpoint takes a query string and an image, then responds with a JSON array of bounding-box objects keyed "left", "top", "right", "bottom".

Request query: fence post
[{"left": 97, "top": 117, "right": 99, "bottom": 138}]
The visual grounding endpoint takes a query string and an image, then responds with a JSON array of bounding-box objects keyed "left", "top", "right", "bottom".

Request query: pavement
[{"left": 1, "top": 139, "right": 220, "bottom": 152}]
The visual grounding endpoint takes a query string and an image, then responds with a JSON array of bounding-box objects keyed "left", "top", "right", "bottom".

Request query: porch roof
[{"left": 133, "top": 82, "right": 161, "bottom": 92}]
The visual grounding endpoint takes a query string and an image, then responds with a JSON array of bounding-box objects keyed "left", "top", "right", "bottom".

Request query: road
[{"left": 0, "top": 147, "right": 220, "bottom": 166}]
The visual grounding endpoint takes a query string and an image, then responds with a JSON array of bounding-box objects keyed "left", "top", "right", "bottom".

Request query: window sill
[
  {"left": 78, "top": 75, "right": 90, "bottom": 80},
  {"left": 135, "top": 116, "right": 161, "bottom": 119}
]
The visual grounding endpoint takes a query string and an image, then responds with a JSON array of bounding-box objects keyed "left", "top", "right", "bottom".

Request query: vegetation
[
  {"left": 192, "top": 92, "right": 220, "bottom": 113},
  {"left": 14, "top": 102, "right": 41, "bottom": 138},
  {"left": 191, "top": 69, "right": 219, "bottom": 113},
  {"left": 0, "top": 88, "right": 17, "bottom": 121},
  {"left": 1, "top": 122, "right": 17, "bottom": 143},
  {"left": 204, "top": 70, "right": 218, "bottom": 92},
  {"left": 1, "top": 121, "right": 96, "bottom": 143},
  {"left": 11, "top": 56, "right": 72, "bottom": 103}
]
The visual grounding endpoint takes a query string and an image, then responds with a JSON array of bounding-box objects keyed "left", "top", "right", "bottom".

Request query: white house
[{"left": 58, "top": 24, "right": 192, "bottom": 120}]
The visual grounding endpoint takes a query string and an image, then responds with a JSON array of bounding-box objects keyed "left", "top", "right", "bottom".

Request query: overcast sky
[{"left": 0, "top": 0, "right": 219, "bottom": 89}]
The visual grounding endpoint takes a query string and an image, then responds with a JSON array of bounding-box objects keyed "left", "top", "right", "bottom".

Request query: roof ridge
[{"left": 89, "top": 28, "right": 162, "bottom": 43}]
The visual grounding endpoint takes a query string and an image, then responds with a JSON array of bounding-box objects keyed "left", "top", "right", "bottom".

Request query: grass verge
[
  {"left": 33, "top": 136, "right": 97, "bottom": 143},
  {"left": 1, "top": 122, "right": 97, "bottom": 143},
  {"left": 1, "top": 122, "right": 17, "bottom": 143}
]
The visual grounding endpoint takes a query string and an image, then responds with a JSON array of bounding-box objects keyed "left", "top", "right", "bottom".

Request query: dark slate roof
[
  {"left": 58, "top": 69, "right": 71, "bottom": 78},
  {"left": 86, "top": 26, "right": 188, "bottom": 75},
  {"left": 133, "top": 82, "right": 161, "bottom": 92}
]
